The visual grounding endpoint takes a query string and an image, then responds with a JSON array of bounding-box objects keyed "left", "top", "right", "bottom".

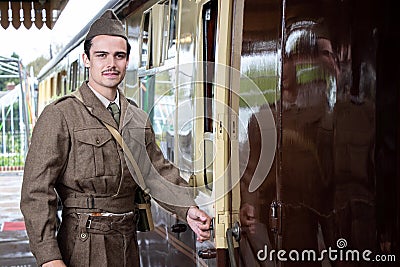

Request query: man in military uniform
[{"left": 20, "top": 10, "right": 211, "bottom": 267}]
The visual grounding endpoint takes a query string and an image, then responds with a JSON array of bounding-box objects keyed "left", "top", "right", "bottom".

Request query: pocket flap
[{"left": 74, "top": 128, "right": 113, "bottom": 147}]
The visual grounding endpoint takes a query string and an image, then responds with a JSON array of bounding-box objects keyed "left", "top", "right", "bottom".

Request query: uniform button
[
  {"left": 80, "top": 233, "right": 87, "bottom": 239},
  {"left": 96, "top": 139, "right": 100, "bottom": 144}
]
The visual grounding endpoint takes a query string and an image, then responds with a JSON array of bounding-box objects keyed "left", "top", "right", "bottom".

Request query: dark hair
[{"left": 84, "top": 37, "right": 131, "bottom": 60}]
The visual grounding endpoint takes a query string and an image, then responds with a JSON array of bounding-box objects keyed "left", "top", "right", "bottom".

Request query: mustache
[{"left": 102, "top": 68, "right": 121, "bottom": 74}]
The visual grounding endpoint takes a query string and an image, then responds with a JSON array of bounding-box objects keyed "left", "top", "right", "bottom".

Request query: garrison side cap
[{"left": 84, "top": 9, "right": 127, "bottom": 42}]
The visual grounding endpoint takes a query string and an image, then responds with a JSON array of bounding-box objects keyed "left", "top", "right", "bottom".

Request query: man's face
[
  {"left": 83, "top": 35, "right": 129, "bottom": 91},
  {"left": 282, "top": 36, "right": 338, "bottom": 109}
]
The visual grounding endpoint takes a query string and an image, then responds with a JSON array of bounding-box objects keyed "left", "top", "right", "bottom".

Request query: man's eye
[
  {"left": 116, "top": 54, "right": 126, "bottom": 59},
  {"left": 320, "top": 50, "right": 333, "bottom": 57},
  {"left": 97, "top": 54, "right": 106, "bottom": 58}
]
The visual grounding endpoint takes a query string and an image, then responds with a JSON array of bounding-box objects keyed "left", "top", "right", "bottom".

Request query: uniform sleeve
[
  {"left": 20, "top": 104, "right": 70, "bottom": 266},
  {"left": 144, "top": 121, "right": 195, "bottom": 220}
]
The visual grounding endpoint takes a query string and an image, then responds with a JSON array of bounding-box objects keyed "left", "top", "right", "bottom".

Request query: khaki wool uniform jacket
[{"left": 20, "top": 82, "right": 195, "bottom": 266}]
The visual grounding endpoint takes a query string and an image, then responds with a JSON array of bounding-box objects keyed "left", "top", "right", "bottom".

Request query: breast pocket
[{"left": 74, "top": 128, "right": 119, "bottom": 178}]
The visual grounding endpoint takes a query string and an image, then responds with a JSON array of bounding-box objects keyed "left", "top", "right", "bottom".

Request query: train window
[
  {"left": 77, "top": 60, "right": 85, "bottom": 87},
  {"left": 63, "top": 76, "right": 67, "bottom": 95},
  {"left": 140, "top": 11, "right": 151, "bottom": 68},
  {"left": 202, "top": 0, "right": 218, "bottom": 133},
  {"left": 50, "top": 77, "right": 55, "bottom": 99},
  {"left": 56, "top": 73, "right": 62, "bottom": 96},
  {"left": 126, "top": 11, "right": 142, "bottom": 100},
  {"left": 148, "top": 1, "right": 171, "bottom": 67},
  {"left": 160, "top": 1, "right": 170, "bottom": 63},
  {"left": 139, "top": 0, "right": 178, "bottom": 69},
  {"left": 139, "top": 72, "right": 176, "bottom": 162},
  {"left": 69, "top": 60, "right": 78, "bottom": 91},
  {"left": 166, "top": 0, "right": 178, "bottom": 59},
  {"left": 84, "top": 67, "right": 89, "bottom": 81}
]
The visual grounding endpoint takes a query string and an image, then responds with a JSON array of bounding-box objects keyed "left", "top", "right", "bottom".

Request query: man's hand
[
  {"left": 42, "top": 260, "right": 66, "bottom": 267},
  {"left": 186, "top": 206, "right": 212, "bottom": 242}
]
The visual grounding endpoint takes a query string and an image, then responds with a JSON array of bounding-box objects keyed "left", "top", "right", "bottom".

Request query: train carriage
[{"left": 37, "top": 0, "right": 399, "bottom": 266}]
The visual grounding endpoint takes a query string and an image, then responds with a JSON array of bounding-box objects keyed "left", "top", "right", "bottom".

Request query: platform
[{"left": 0, "top": 171, "right": 37, "bottom": 267}]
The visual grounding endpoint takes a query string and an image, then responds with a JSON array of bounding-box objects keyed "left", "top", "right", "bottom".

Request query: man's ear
[{"left": 82, "top": 53, "right": 90, "bottom": 68}]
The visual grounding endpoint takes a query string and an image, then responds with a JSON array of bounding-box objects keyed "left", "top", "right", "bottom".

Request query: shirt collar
[{"left": 87, "top": 84, "right": 120, "bottom": 109}]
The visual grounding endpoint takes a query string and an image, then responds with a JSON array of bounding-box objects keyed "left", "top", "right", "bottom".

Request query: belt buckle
[
  {"left": 86, "top": 219, "right": 92, "bottom": 229},
  {"left": 90, "top": 212, "right": 103, "bottom": 216}
]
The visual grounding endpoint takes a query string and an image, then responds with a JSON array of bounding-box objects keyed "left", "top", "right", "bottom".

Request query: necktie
[{"left": 107, "top": 102, "right": 120, "bottom": 126}]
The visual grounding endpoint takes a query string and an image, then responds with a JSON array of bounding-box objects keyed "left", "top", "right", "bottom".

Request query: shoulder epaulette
[
  {"left": 52, "top": 94, "right": 76, "bottom": 105},
  {"left": 127, "top": 98, "right": 139, "bottom": 108}
]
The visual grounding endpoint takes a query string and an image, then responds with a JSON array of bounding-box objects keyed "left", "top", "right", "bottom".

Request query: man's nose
[{"left": 107, "top": 56, "right": 116, "bottom": 68}]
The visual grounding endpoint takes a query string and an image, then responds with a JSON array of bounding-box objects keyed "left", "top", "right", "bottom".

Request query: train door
[
  {"left": 278, "top": 1, "right": 382, "bottom": 267},
  {"left": 173, "top": 0, "right": 235, "bottom": 266},
  {"left": 235, "top": 0, "right": 399, "bottom": 267},
  {"left": 125, "top": 0, "right": 242, "bottom": 265},
  {"left": 189, "top": 0, "right": 242, "bottom": 265},
  {"left": 276, "top": 2, "right": 341, "bottom": 266}
]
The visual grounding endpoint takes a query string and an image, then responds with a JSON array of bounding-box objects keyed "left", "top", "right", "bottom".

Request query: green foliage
[
  {"left": 0, "top": 154, "right": 24, "bottom": 167},
  {"left": 0, "top": 131, "right": 24, "bottom": 167},
  {"left": 25, "top": 43, "right": 61, "bottom": 77},
  {"left": 0, "top": 104, "right": 21, "bottom": 132},
  {"left": 27, "top": 55, "right": 50, "bottom": 77},
  {"left": 8, "top": 52, "right": 19, "bottom": 60},
  {"left": 0, "top": 53, "right": 20, "bottom": 91}
]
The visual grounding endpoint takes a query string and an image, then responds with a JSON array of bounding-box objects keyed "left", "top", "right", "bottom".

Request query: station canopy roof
[{"left": 0, "top": 0, "right": 69, "bottom": 30}]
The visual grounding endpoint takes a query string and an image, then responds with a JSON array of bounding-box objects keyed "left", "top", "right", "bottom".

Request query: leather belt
[
  {"left": 80, "top": 211, "right": 135, "bottom": 217},
  {"left": 63, "top": 194, "right": 136, "bottom": 214}
]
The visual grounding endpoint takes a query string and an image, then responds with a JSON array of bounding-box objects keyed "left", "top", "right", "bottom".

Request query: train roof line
[{"left": 37, "top": 0, "right": 127, "bottom": 81}]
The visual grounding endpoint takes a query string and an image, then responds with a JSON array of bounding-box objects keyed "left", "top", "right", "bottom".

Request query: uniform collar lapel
[
  {"left": 119, "top": 91, "right": 134, "bottom": 130},
  {"left": 78, "top": 82, "right": 119, "bottom": 129}
]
